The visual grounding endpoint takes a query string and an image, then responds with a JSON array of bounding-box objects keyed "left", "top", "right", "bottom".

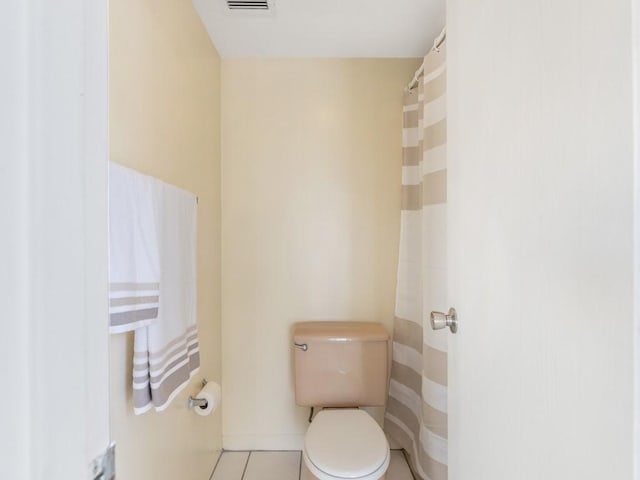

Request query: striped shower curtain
[{"left": 385, "top": 43, "right": 448, "bottom": 480}]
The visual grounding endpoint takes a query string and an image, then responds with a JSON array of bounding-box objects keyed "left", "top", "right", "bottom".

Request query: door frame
[
  {"left": 634, "top": 0, "right": 640, "bottom": 478},
  {"left": 0, "top": 0, "right": 110, "bottom": 477},
  {"left": 29, "top": 0, "right": 110, "bottom": 475}
]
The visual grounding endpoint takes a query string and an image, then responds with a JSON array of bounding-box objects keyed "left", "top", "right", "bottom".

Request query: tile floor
[{"left": 210, "top": 449, "right": 414, "bottom": 480}]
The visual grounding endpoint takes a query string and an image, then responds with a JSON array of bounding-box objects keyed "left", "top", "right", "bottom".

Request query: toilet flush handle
[{"left": 293, "top": 342, "right": 308, "bottom": 351}]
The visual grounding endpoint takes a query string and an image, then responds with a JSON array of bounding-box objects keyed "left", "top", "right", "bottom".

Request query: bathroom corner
[{"left": 108, "top": 0, "right": 223, "bottom": 477}]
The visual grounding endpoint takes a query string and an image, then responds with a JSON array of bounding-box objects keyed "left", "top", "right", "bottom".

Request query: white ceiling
[{"left": 192, "top": 0, "right": 445, "bottom": 58}]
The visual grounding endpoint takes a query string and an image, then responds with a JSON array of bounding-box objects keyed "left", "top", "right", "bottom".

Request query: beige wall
[
  {"left": 109, "top": 0, "right": 222, "bottom": 478},
  {"left": 221, "top": 58, "right": 420, "bottom": 449}
]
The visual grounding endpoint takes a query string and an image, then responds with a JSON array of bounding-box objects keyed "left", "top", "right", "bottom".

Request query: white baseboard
[{"left": 223, "top": 434, "right": 305, "bottom": 451}]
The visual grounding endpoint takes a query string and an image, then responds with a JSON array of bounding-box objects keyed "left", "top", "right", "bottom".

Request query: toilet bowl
[{"left": 301, "top": 409, "right": 389, "bottom": 480}]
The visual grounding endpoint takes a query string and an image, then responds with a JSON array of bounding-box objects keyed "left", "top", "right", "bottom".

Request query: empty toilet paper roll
[{"left": 193, "top": 381, "right": 221, "bottom": 417}]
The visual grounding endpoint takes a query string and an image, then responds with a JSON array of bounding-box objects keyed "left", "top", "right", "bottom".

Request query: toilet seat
[{"left": 303, "top": 409, "right": 390, "bottom": 480}]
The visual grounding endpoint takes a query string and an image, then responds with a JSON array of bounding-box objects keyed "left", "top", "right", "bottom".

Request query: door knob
[{"left": 430, "top": 308, "right": 458, "bottom": 333}]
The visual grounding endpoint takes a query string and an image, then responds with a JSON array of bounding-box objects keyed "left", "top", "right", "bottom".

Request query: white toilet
[{"left": 293, "top": 321, "right": 391, "bottom": 480}]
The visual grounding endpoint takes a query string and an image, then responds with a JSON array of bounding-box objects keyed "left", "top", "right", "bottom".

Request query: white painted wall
[{"left": 447, "top": 0, "right": 634, "bottom": 478}]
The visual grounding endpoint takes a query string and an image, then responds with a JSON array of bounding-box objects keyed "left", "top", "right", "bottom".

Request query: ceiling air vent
[{"left": 226, "top": 0, "right": 270, "bottom": 10}]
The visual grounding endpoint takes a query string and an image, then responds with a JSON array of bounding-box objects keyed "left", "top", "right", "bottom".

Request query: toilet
[{"left": 293, "top": 321, "right": 391, "bottom": 480}]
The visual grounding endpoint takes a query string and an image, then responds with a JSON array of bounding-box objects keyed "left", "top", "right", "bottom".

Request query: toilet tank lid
[{"left": 293, "top": 321, "right": 388, "bottom": 342}]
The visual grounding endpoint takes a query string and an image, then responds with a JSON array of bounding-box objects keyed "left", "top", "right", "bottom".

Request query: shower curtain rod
[{"left": 406, "top": 27, "right": 446, "bottom": 91}]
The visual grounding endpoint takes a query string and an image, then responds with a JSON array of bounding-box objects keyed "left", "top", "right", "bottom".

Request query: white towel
[
  {"left": 132, "top": 182, "right": 200, "bottom": 414},
  {"left": 108, "top": 163, "right": 162, "bottom": 334}
]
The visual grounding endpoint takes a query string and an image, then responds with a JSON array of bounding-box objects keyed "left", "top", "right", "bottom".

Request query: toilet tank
[{"left": 293, "top": 321, "right": 389, "bottom": 407}]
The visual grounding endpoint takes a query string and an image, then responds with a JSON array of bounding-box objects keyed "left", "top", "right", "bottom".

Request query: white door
[
  {"left": 446, "top": 0, "right": 635, "bottom": 479},
  {"left": 0, "top": 0, "right": 110, "bottom": 478}
]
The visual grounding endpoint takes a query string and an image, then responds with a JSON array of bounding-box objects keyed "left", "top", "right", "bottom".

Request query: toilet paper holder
[{"left": 188, "top": 379, "right": 209, "bottom": 409}]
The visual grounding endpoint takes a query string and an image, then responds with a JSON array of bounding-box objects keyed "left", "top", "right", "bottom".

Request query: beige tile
[
  {"left": 300, "top": 459, "right": 314, "bottom": 480},
  {"left": 387, "top": 450, "right": 414, "bottom": 480},
  {"left": 211, "top": 451, "right": 250, "bottom": 480},
  {"left": 243, "top": 451, "right": 301, "bottom": 480}
]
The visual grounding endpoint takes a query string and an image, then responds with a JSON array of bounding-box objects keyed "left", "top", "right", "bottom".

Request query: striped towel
[
  {"left": 132, "top": 182, "right": 200, "bottom": 414},
  {"left": 108, "top": 163, "right": 162, "bottom": 334}
]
